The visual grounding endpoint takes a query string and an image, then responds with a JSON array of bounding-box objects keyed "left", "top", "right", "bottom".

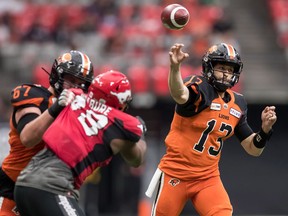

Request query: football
[{"left": 160, "top": 4, "right": 190, "bottom": 30}]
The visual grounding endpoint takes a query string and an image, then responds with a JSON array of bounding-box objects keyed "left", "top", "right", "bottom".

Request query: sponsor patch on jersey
[
  {"left": 230, "top": 108, "right": 241, "bottom": 118},
  {"left": 210, "top": 103, "right": 221, "bottom": 111}
]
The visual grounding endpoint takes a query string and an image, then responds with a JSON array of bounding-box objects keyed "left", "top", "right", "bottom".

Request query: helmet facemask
[{"left": 204, "top": 60, "right": 240, "bottom": 92}]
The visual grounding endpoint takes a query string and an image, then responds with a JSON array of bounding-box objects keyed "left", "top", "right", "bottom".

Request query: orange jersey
[
  {"left": 1, "top": 84, "right": 54, "bottom": 182},
  {"left": 159, "top": 75, "right": 253, "bottom": 180}
]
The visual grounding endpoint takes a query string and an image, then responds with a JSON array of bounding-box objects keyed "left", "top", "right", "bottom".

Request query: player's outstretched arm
[
  {"left": 18, "top": 89, "right": 75, "bottom": 148},
  {"left": 168, "top": 43, "right": 190, "bottom": 104},
  {"left": 241, "top": 106, "right": 277, "bottom": 156}
]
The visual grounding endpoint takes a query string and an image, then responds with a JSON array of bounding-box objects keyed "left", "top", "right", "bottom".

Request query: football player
[
  {"left": 146, "top": 43, "right": 277, "bottom": 216},
  {"left": 0, "top": 50, "right": 94, "bottom": 216},
  {"left": 14, "top": 70, "right": 147, "bottom": 216}
]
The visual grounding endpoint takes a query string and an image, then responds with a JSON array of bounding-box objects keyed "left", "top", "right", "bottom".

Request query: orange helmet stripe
[
  {"left": 80, "top": 52, "right": 91, "bottom": 77},
  {"left": 222, "top": 43, "right": 236, "bottom": 59}
]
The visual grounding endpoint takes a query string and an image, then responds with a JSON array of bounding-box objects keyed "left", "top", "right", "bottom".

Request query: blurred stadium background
[{"left": 0, "top": 0, "right": 288, "bottom": 215}]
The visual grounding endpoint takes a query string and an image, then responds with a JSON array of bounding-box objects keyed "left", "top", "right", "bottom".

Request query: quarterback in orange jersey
[
  {"left": 0, "top": 50, "right": 94, "bottom": 216},
  {"left": 145, "top": 43, "right": 277, "bottom": 216}
]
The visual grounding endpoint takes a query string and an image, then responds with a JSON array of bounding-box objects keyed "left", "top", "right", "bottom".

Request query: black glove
[{"left": 136, "top": 116, "right": 147, "bottom": 136}]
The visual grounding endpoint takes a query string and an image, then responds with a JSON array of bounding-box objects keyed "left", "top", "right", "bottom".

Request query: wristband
[
  {"left": 253, "top": 128, "right": 273, "bottom": 148},
  {"left": 48, "top": 101, "right": 64, "bottom": 118}
]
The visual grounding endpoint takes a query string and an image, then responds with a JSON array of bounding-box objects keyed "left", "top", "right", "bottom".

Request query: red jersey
[
  {"left": 2, "top": 84, "right": 54, "bottom": 182},
  {"left": 159, "top": 75, "right": 253, "bottom": 180},
  {"left": 43, "top": 93, "right": 143, "bottom": 188}
]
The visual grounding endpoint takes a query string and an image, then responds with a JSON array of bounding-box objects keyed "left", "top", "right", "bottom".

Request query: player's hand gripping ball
[{"left": 161, "top": 4, "right": 190, "bottom": 30}]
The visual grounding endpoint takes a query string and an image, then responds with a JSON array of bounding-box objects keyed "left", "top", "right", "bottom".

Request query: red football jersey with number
[
  {"left": 43, "top": 93, "right": 143, "bottom": 188},
  {"left": 159, "top": 75, "right": 252, "bottom": 180}
]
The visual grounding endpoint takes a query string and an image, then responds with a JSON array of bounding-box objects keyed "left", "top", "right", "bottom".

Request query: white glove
[{"left": 58, "top": 89, "right": 75, "bottom": 106}]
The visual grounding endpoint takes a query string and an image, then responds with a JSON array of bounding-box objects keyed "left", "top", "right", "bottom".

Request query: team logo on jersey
[
  {"left": 210, "top": 103, "right": 221, "bottom": 111},
  {"left": 223, "top": 103, "right": 228, "bottom": 109},
  {"left": 219, "top": 113, "right": 229, "bottom": 120},
  {"left": 230, "top": 108, "right": 241, "bottom": 118},
  {"left": 169, "top": 178, "right": 180, "bottom": 187}
]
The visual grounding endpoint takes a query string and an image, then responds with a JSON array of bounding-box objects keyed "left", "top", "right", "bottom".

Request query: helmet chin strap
[
  {"left": 210, "top": 70, "right": 233, "bottom": 92},
  {"left": 213, "top": 81, "right": 229, "bottom": 92}
]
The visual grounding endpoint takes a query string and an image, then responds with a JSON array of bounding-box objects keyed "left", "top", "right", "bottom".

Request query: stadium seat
[
  {"left": 12, "top": 4, "right": 39, "bottom": 36},
  {"left": 150, "top": 65, "right": 170, "bottom": 97},
  {"left": 38, "top": 4, "right": 60, "bottom": 33},
  {"left": 32, "top": 63, "right": 50, "bottom": 88},
  {"left": 127, "top": 64, "right": 150, "bottom": 93}
]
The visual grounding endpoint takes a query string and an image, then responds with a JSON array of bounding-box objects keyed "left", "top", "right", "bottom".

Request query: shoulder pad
[
  {"left": 11, "top": 84, "right": 51, "bottom": 108},
  {"left": 183, "top": 75, "right": 211, "bottom": 91},
  {"left": 183, "top": 75, "right": 206, "bottom": 87},
  {"left": 232, "top": 91, "right": 247, "bottom": 111}
]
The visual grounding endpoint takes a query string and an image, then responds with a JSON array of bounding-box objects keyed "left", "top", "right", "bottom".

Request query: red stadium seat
[
  {"left": 33, "top": 63, "right": 50, "bottom": 88},
  {"left": 38, "top": 4, "right": 60, "bottom": 33},
  {"left": 97, "top": 64, "right": 117, "bottom": 76},
  {"left": 119, "top": 4, "right": 135, "bottom": 22},
  {"left": 127, "top": 65, "right": 150, "bottom": 93},
  {"left": 150, "top": 65, "right": 170, "bottom": 97},
  {"left": 12, "top": 4, "right": 39, "bottom": 35},
  {"left": 61, "top": 4, "right": 87, "bottom": 29}
]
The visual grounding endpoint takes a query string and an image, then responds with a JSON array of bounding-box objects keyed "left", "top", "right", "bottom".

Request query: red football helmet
[{"left": 87, "top": 70, "right": 132, "bottom": 111}]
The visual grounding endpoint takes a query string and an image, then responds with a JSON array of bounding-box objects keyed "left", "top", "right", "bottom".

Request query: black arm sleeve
[
  {"left": 234, "top": 119, "right": 254, "bottom": 142},
  {"left": 17, "top": 113, "right": 39, "bottom": 134}
]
